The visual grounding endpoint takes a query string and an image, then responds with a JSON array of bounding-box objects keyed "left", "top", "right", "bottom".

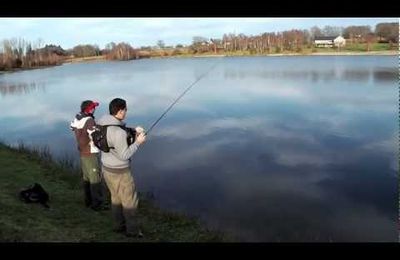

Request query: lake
[{"left": 0, "top": 56, "right": 398, "bottom": 242}]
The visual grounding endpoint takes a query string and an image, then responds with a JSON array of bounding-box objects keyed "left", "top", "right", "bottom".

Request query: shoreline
[
  {"left": 153, "top": 50, "right": 397, "bottom": 59},
  {"left": 56, "top": 50, "right": 400, "bottom": 61},
  {"left": 0, "top": 64, "right": 63, "bottom": 74},
  {"left": 62, "top": 55, "right": 107, "bottom": 64},
  {"left": 215, "top": 50, "right": 397, "bottom": 57},
  {"left": 0, "top": 50, "right": 397, "bottom": 74},
  {"left": 0, "top": 142, "right": 226, "bottom": 242},
  {"left": 308, "top": 50, "right": 397, "bottom": 56}
]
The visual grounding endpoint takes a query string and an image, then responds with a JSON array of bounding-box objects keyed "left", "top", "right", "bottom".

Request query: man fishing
[
  {"left": 97, "top": 98, "right": 146, "bottom": 238},
  {"left": 93, "top": 61, "right": 218, "bottom": 238}
]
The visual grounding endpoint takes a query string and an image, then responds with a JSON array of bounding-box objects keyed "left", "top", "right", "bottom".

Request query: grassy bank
[
  {"left": 62, "top": 55, "right": 107, "bottom": 63},
  {"left": 0, "top": 64, "right": 63, "bottom": 74},
  {"left": 0, "top": 142, "right": 226, "bottom": 242}
]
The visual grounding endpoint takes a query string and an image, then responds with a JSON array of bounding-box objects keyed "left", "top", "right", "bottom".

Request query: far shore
[
  {"left": 62, "top": 55, "right": 107, "bottom": 63},
  {"left": 63, "top": 50, "right": 398, "bottom": 63},
  {"left": 199, "top": 50, "right": 398, "bottom": 57},
  {"left": 308, "top": 50, "right": 397, "bottom": 56},
  {"left": 0, "top": 64, "right": 62, "bottom": 74},
  {"left": 0, "top": 50, "right": 397, "bottom": 74}
]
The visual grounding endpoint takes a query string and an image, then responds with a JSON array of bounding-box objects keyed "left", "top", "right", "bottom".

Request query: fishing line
[{"left": 145, "top": 59, "right": 221, "bottom": 136}]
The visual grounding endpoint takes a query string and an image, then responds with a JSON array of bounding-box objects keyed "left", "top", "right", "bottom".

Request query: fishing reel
[{"left": 126, "top": 127, "right": 137, "bottom": 146}]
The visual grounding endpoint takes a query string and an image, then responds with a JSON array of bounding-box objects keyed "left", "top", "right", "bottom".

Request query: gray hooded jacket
[{"left": 97, "top": 114, "right": 139, "bottom": 170}]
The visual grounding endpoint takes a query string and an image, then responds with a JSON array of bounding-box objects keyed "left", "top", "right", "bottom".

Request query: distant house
[{"left": 314, "top": 36, "right": 346, "bottom": 48}]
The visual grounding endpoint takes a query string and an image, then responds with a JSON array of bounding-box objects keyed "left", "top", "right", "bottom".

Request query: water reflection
[
  {"left": 135, "top": 114, "right": 397, "bottom": 241},
  {"left": 341, "top": 69, "right": 371, "bottom": 82},
  {"left": 373, "top": 68, "right": 399, "bottom": 83},
  {"left": 224, "top": 67, "right": 397, "bottom": 83},
  {"left": 0, "top": 81, "right": 46, "bottom": 96}
]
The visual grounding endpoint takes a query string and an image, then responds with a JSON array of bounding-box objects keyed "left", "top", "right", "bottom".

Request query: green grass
[
  {"left": 343, "top": 43, "right": 392, "bottom": 51},
  {"left": 369, "top": 43, "right": 394, "bottom": 51},
  {"left": 0, "top": 142, "right": 228, "bottom": 242}
]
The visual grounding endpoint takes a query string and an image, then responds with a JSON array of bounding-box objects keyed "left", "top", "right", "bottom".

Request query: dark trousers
[{"left": 80, "top": 155, "right": 104, "bottom": 208}]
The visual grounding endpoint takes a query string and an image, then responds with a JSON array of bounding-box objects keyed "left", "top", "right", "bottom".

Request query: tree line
[
  {"left": 188, "top": 22, "right": 398, "bottom": 54},
  {"left": 0, "top": 39, "right": 64, "bottom": 70},
  {"left": 0, "top": 39, "right": 140, "bottom": 71},
  {"left": 1, "top": 22, "right": 397, "bottom": 71}
]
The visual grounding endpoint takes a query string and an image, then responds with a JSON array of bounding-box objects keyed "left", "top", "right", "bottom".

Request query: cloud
[{"left": 361, "top": 134, "right": 398, "bottom": 172}]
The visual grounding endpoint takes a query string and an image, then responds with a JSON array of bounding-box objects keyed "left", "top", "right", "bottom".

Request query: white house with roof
[{"left": 314, "top": 36, "right": 346, "bottom": 48}]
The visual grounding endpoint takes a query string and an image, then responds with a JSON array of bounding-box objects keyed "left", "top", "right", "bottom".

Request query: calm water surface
[{"left": 0, "top": 56, "right": 397, "bottom": 241}]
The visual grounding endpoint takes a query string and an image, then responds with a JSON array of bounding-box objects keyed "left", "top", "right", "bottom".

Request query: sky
[{"left": 0, "top": 18, "right": 398, "bottom": 49}]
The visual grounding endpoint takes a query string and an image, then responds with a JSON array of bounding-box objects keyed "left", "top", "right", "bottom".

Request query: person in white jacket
[{"left": 70, "top": 100, "right": 106, "bottom": 211}]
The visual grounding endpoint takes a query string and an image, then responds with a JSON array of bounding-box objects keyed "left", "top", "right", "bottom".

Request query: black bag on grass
[{"left": 19, "top": 183, "right": 50, "bottom": 208}]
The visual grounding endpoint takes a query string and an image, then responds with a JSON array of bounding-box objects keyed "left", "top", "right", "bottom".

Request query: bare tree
[
  {"left": 343, "top": 26, "right": 371, "bottom": 43},
  {"left": 322, "top": 26, "right": 343, "bottom": 36},
  {"left": 0, "top": 38, "right": 63, "bottom": 71},
  {"left": 310, "top": 26, "right": 323, "bottom": 39},
  {"left": 106, "top": 42, "right": 137, "bottom": 61},
  {"left": 375, "top": 22, "right": 399, "bottom": 43},
  {"left": 156, "top": 40, "right": 165, "bottom": 49}
]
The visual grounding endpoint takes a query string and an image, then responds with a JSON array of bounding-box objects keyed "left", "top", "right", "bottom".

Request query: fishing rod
[{"left": 144, "top": 59, "right": 221, "bottom": 136}]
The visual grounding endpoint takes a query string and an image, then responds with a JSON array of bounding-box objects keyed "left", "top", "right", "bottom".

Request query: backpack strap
[
  {"left": 103, "top": 124, "right": 126, "bottom": 129},
  {"left": 102, "top": 124, "right": 129, "bottom": 150}
]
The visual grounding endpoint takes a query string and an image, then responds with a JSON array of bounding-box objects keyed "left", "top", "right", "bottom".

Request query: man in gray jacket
[{"left": 97, "top": 98, "right": 146, "bottom": 238}]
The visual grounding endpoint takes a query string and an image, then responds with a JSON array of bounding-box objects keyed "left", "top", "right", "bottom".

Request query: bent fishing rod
[{"left": 144, "top": 60, "right": 221, "bottom": 136}]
